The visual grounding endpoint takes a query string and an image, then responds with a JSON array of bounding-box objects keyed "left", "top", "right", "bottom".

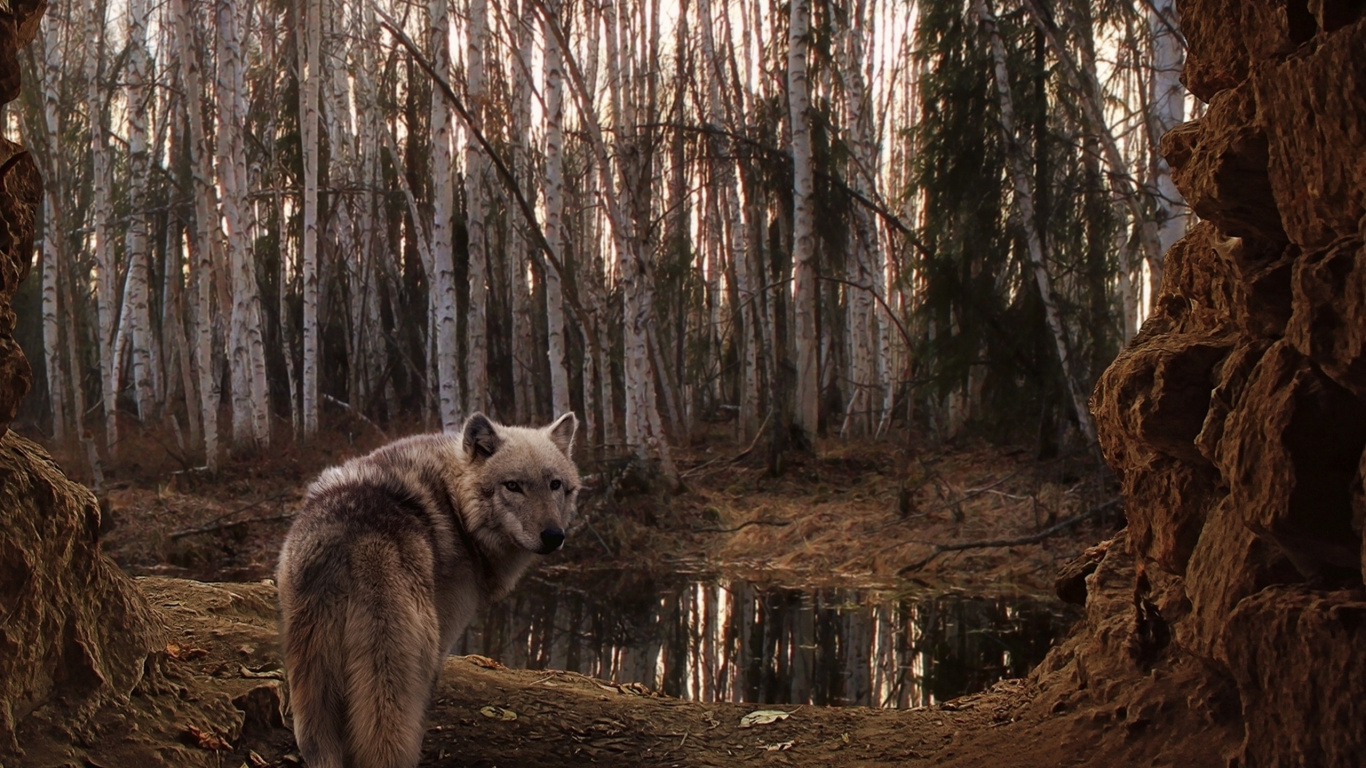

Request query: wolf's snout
[{"left": 538, "top": 527, "right": 565, "bottom": 554}]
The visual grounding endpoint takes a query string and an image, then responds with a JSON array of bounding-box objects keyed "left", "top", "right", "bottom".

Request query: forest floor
[
  {"left": 17, "top": 430, "right": 1186, "bottom": 768},
  {"left": 84, "top": 427, "right": 1121, "bottom": 595},
  {"left": 16, "top": 572, "right": 1226, "bottom": 768}
]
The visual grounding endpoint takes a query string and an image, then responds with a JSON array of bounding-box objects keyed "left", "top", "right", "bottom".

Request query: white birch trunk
[
  {"left": 788, "top": 0, "right": 820, "bottom": 444},
  {"left": 510, "top": 0, "right": 537, "bottom": 423},
  {"left": 1148, "top": 0, "right": 1186, "bottom": 290},
  {"left": 462, "top": 0, "right": 489, "bottom": 418},
  {"left": 542, "top": 0, "right": 571, "bottom": 420},
  {"left": 217, "top": 0, "right": 271, "bottom": 448},
  {"left": 432, "top": 0, "right": 462, "bottom": 430},
  {"left": 174, "top": 0, "right": 220, "bottom": 470},
  {"left": 300, "top": 0, "right": 321, "bottom": 438},
  {"left": 85, "top": 0, "right": 118, "bottom": 454},
  {"left": 124, "top": 0, "right": 156, "bottom": 424},
  {"left": 976, "top": 0, "right": 1097, "bottom": 446},
  {"left": 37, "top": 17, "right": 66, "bottom": 443}
]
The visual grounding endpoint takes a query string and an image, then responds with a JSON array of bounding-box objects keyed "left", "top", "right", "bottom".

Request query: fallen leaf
[
  {"left": 165, "top": 643, "right": 208, "bottom": 661},
  {"left": 739, "top": 709, "right": 791, "bottom": 728},
  {"left": 247, "top": 751, "right": 269, "bottom": 768},
  {"left": 763, "top": 740, "right": 795, "bottom": 751},
  {"left": 464, "top": 654, "right": 506, "bottom": 669},
  {"left": 479, "top": 705, "right": 518, "bottom": 721},
  {"left": 182, "top": 724, "right": 231, "bottom": 751}
]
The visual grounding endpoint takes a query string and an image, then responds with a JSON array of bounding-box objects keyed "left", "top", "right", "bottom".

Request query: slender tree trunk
[
  {"left": 37, "top": 17, "right": 66, "bottom": 444},
  {"left": 788, "top": 0, "right": 820, "bottom": 445},
  {"left": 299, "top": 0, "right": 321, "bottom": 438},
  {"left": 976, "top": 0, "right": 1097, "bottom": 446},
  {"left": 85, "top": 0, "right": 119, "bottom": 454},
  {"left": 217, "top": 0, "right": 271, "bottom": 448},
  {"left": 542, "top": 0, "right": 571, "bottom": 420},
  {"left": 173, "top": 0, "right": 220, "bottom": 470},
  {"left": 510, "top": 0, "right": 538, "bottom": 423},
  {"left": 463, "top": 0, "right": 490, "bottom": 418},
  {"left": 429, "top": 0, "right": 462, "bottom": 430},
  {"left": 1148, "top": 0, "right": 1185, "bottom": 289},
  {"left": 124, "top": 0, "right": 157, "bottom": 425}
]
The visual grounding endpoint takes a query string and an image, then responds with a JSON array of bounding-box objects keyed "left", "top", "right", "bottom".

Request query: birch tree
[
  {"left": 173, "top": 0, "right": 221, "bottom": 470},
  {"left": 36, "top": 16, "right": 66, "bottom": 443},
  {"left": 300, "top": 0, "right": 321, "bottom": 437},
  {"left": 432, "top": 0, "right": 463, "bottom": 431},
  {"left": 788, "top": 0, "right": 820, "bottom": 445},
  {"left": 464, "top": 0, "right": 491, "bottom": 418},
  {"left": 1148, "top": 0, "right": 1186, "bottom": 271},
  {"left": 123, "top": 0, "right": 159, "bottom": 425},
  {"left": 541, "top": 0, "right": 571, "bottom": 420},
  {"left": 216, "top": 0, "right": 271, "bottom": 448}
]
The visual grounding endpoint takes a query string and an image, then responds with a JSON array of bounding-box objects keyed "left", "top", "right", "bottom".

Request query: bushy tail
[
  {"left": 340, "top": 555, "right": 443, "bottom": 768},
  {"left": 283, "top": 599, "right": 348, "bottom": 768}
]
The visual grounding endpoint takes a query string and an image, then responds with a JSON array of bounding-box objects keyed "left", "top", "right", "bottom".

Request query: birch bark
[
  {"left": 463, "top": 0, "right": 489, "bottom": 417},
  {"left": 217, "top": 0, "right": 271, "bottom": 448},
  {"left": 432, "top": 0, "right": 462, "bottom": 430},
  {"left": 125, "top": 0, "right": 157, "bottom": 424},
  {"left": 300, "top": 0, "right": 321, "bottom": 437},
  {"left": 788, "top": 0, "right": 820, "bottom": 444},
  {"left": 510, "top": 0, "right": 537, "bottom": 423},
  {"left": 85, "top": 0, "right": 119, "bottom": 454},
  {"left": 37, "top": 17, "right": 66, "bottom": 443},
  {"left": 174, "top": 0, "right": 220, "bottom": 470},
  {"left": 1148, "top": 0, "right": 1186, "bottom": 285},
  {"left": 542, "top": 0, "right": 571, "bottom": 419}
]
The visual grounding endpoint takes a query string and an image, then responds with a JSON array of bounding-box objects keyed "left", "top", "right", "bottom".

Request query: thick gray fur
[{"left": 276, "top": 412, "right": 579, "bottom": 768}]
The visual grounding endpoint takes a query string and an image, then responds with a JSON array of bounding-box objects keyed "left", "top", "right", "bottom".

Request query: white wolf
[{"left": 276, "top": 412, "right": 579, "bottom": 768}]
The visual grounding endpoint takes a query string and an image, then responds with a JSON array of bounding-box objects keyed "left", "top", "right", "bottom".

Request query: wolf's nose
[{"left": 539, "top": 527, "right": 565, "bottom": 553}]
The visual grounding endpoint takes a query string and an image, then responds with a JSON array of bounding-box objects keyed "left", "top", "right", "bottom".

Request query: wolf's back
[{"left": 279, "top": 478, "right": 446, "bottom": 768}]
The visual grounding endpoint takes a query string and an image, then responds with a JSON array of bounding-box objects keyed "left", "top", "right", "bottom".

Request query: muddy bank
[{"left": 9, "top": 564, "right": 1227, "bottom": 768}]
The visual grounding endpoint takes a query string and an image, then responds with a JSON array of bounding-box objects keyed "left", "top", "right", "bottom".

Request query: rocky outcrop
[
  {"left": 1090, "top": 2, "right": 1366, "bottom": 765},
  {"left": 0, "top": 0, "right": 162, "bottom": 759},
  {"left": 0, "top": 2, "right": 43, "bottom": 439}
]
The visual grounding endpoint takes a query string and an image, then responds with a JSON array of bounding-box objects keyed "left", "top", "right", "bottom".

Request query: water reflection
[{"left": 455, "top": 570, "right": 1075, "bottom": 708}]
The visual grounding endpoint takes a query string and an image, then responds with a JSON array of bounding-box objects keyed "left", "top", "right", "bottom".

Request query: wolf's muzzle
[{"left": 538, "top": 527, "right": 565, "bottom": 554}]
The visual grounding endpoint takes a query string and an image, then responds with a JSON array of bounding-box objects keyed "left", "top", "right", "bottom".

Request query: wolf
[{"left": 276, "top": 412, "right": 579, "bottom": 768}]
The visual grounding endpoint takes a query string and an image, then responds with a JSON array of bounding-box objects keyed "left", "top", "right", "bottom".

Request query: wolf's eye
[
  {"left": 503, "top": 480, "right": 523, "bottom": 494},
  {"left": 550, "top": 479, "right": 562, "bottom": 491}
]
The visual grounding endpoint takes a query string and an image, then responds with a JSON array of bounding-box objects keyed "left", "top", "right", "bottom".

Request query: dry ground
[{"left": 89, "top": 432, "right": 1121, "bottom": 595}]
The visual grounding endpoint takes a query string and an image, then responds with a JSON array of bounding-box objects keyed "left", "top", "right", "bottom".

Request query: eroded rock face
[
  {"left": 0, "top": 0, "right": 44, "bottom": 439},
  {"left": 1091, "top": 3, "right": 1366, "bottom": 765},
  {"left": 0, "top": 0, "right": 161, "bottom": 758}
]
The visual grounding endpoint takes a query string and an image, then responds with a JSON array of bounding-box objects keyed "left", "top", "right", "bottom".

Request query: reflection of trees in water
[{"left": 455, "top": 572, "right": 1073, "bottom": 707}]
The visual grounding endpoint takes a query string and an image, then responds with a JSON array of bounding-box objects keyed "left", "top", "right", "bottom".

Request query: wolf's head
[{"left": 460, "top": 412, "right": 580, "bottom": 555}]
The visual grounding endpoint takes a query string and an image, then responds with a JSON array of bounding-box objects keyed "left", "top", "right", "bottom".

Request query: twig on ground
[
  {"left": 896, "top": 497, "right": 1122, "bottom": 575},
  {"left": 680, "top": 411, "right": 773, "bottom": 478},
  {"left": 322, "top": 393, "right": 390, "bottom": 441},
  {"left": 171, "top": 509, "right": 297, "bottom": 539},
  {"left": 690, "top": 518, "right": 792, "bottom": 534},
  {"left": 168, "top": 490, "right": 295, "bottom": 539}
]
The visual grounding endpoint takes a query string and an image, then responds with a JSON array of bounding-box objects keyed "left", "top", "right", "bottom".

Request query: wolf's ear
[
  {"left": 545, "top": 412, "right": 577, "bottom": 458},
  {"left": 463, "top": 412, "right": 501, "bottom": 461}
]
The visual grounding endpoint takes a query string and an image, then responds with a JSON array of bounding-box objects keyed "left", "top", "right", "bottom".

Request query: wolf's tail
[
  {"left": 282, "top": 590, "right": 349, "bottom": 768},
  {"left": 340, "top": 541, "right": 443, "bottom": 768}
]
